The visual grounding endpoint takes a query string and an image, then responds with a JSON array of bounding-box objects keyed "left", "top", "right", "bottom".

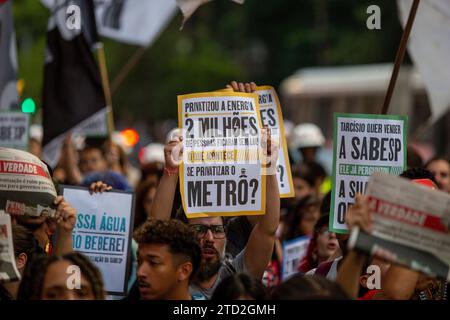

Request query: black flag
[{"left": 42, "top": 0, "right": 108, "bottom": 167}]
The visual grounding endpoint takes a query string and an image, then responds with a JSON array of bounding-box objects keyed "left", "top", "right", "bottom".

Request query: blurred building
[{"left": 280, "top": 64, "right": 450, "bottom": 158}]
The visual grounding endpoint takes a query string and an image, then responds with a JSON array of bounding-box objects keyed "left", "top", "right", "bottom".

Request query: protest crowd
[
  {"left": 0, "top": 80, "right": 449, "bottom": 301},
  {"left": 1, "top": 0, "right": 450, "bottom": 304}
]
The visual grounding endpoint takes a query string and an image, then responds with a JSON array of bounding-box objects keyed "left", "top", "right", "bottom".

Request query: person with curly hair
[
  {"left": 17, "top": 252, "right": 105, "bottom": 300},
  {"left": 132, "top": 218, "right": 202, "bottom": 300}
]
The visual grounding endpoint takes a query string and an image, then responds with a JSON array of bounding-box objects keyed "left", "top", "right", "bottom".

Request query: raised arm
[
  {"left": 382, "top": 265, "right": 420, "bottom": 300},
  {"left": 149, "top": 137, "right": 183, "bottom": 221},
  {"left": 53, "top": 196, "right": 76, "bottom": 255},
  {"left": 244, "top": 128, "right": 281, "bottom": 279},
  {"left": 336, "top": 194, "right": 373, "bottom": 299},
  {"left": 61, "top": 133, "right": 84, "bottom": 185}
]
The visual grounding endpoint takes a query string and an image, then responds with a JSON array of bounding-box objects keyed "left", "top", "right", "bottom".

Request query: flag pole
[
  {"left": 96, "top": 43, "right": 115, "bottom": 135},
  {"left": 381, "top": 0, "right": 420, "bottom": 115},
  {"left": 111, "top": 47, "right": 147, "bottom": 96},
  {"left": 87, "top": 0, "right": 115, "bottom": 136}
]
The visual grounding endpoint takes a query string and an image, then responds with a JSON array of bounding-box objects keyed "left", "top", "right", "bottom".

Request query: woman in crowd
[
  {"left": 298, "top": 214, "right": 340, "bottom": 274},
  {"left": 17, "top": 252, "right": 105, "bottom": 300},
  {"left": 279, "top": 195, "right": 321, "bottom": 241}
]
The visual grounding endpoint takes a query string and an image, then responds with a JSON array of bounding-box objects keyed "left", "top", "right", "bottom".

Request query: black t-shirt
[{"left": 225, "top": 216, "right": 253, "bottom": 258}]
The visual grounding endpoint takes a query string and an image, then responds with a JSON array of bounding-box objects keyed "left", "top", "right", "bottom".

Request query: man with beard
[{"left": 149, "top": 81, "right": 280, "bottom": 299}]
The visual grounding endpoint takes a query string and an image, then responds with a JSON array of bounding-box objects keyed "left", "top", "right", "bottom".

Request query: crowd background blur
[{"left": 0, "top": 0, "right": 449, "bottom": 302}]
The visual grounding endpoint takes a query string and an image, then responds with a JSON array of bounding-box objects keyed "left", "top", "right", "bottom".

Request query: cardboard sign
[
  {"left": 0, "top": 148, "right": 57, "bottom": 217},
  {"left": 256, "top": 86, "right": 294, "bottom": 198},
  {"left": 61, "top": 186, "right": 135, "bottom": 295},
  {"left": 281, "top": 236, "right": 310, "bottom": 281},
  {"left": 0, "top": 212, "right": 21, "bottom": 283},
  {"left": 349, "top": 173, "right": 450, "bottom": 281},
  {"left": 0, "top": 112, "right": 30, "bottom": 150},
  {"left": 178, "top": 91, "right": 266, "bottom": 218},
  {"left": 330, "top": 113, "right": 407, "bottom": 233}
]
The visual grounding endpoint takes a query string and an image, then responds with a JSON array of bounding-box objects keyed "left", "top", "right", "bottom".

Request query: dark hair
[
  {"left": 320, "top": 191, "right": 331, "bottom": 215},
  {"left": 298, "top": 214, "right": 330, "bottom": 273},
  {"left": 212, "top": 273, "right": 269, "bottom": 300},
  {"left": 140, "top": 163, "right": 164, "bottom": 183},
  {"left": 174, "top": 205, "right": 226, "bottom": 227},
  {"left": 281, "top": 195, "right": 321, "bottom": 241},
  {"left": 425, "top": 156, "right": 450, "bottom": 169},
  {"left": 400, "top": 167, "right": 437, "bottom": 184},
  {"left": 133, "top": 179, "right": 159, "bottom": 231},
  {"left": 11, "top": 224, "right": 36, "bottom": 260},
  {"left": 134, "top": 218, "right": 201, "bottom": 280},
  {"left": 291, "top": 161, "right": 327, "bottom": 187},
  {"left": 407, "top": 145, "right": 424, "bottom": 168},
  {"left": 80, "top": 145, "right": 107, "bottom": 159},
  {"left": 272, "top": 274, "right": 349, "bottom": 300},
  {"left": 17, "top": 252, "right": 105, "bottom": 300}
]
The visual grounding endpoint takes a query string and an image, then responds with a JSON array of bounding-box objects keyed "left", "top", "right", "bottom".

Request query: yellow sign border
[
  {"left": 256, "top": 86, "right": 295, "bottom": 198},
  {"left": 177, "top": 91, "right": 267, "bottom": 218}
]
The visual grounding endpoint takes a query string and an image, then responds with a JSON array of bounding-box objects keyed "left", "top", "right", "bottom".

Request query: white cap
[
  {"left": 283, "top": 119, "right": 294, "bottom": 140},
  {"left": 289, "top": 123, "right": 325, "bottom": 149},
  {"left": 139, "top": 143, "right": 165, "bottom": 165}
]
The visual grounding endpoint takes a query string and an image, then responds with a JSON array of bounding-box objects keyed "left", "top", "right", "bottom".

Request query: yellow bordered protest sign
[
  {"left": 177, "top": 91, "right": 266, "bottom": 218},
  {"left": 256, "top": 86, "right": 294, "bottom": 198}
]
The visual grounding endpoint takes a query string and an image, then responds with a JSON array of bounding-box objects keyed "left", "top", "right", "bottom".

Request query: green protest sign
[{"left": 329, "top": 113, "right": 408, "bottom": 234}]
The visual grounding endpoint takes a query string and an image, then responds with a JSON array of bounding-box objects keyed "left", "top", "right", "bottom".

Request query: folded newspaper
[
  {"left": 348, "top": 172, "right": 450, "bottom": 280},
  {"left": 0, "top": 148, "right": 57, "bottom": 217},
  {"left": 0, "top": 212, "right": 21, "bottom": 283}
]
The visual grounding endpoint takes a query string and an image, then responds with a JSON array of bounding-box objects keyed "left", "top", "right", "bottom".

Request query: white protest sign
[
  {"left": 349, "top": 172, "right": 450, "bottom": 280},
  {"left": 330, "top": 113, "right": 407, "bottom": 233},
  {"left": 178, "top": 91, "right": 266, "bottom": 218},
  {"left": 61, "top": 186, "right": 135, "bottom": 295},
  {"left": 281, "top": 236, "right": 310, "bottom": 280},
  {"left": 0, "top": 112, "right": 30, "bottom": 150},
  {"left": 0, "top": 212, "right": 21, "bottom": 283},
  {"left": 0, "top": 148, "right": 57, "bottom": 217},
  {"left": 256, "top": 86, "right": 294, "bottom": 198}
]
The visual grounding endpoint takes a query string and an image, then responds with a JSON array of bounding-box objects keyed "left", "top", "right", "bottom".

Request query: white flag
[
  {"left": 176, "top": 0, "right": 245, "bottom": 29},
  {"left": 41, "top": 0, "right": 178, "bottom": 47},
  {"left": 397, "top": 0, "right": 450, "bottom": 122},
  {"left": 95, "top": 0, "right": 178, "bottom": 46}
]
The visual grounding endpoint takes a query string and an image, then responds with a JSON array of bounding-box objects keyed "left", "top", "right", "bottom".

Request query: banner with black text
[
  {"left": 330, "top": 113, "right": 407, "bottom": 233},
  {"left": 178, "top": 91, "right": 266, "bottom": 218},
  {"left": 61, "top": 186, "right": 135, "bottom": 295}
]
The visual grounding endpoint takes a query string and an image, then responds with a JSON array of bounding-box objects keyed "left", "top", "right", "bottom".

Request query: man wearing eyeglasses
[{"left": 149, "top": 82, "right": 281, "bottom": 299}]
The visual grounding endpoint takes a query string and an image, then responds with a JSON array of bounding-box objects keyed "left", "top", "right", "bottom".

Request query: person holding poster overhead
[
  {"left": 337, "top": 167, "right": 449, "bottom": 300},
  {"left": 149, "top": 82, "right": 281, "bottom": 300}
]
